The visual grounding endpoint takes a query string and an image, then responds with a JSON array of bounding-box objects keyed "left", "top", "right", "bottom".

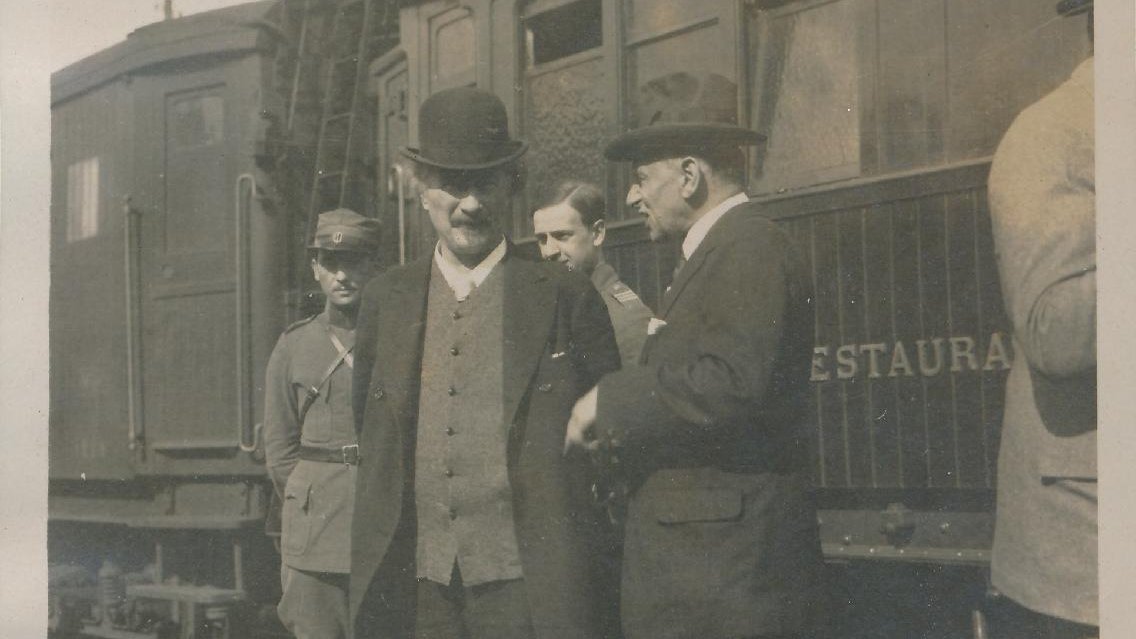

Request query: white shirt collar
[
  {"left": 433, "top": 239, "right": 508, "bottom": 301},
  {"left": 681, "top": 192, "right": 749, "bottom": 259}
]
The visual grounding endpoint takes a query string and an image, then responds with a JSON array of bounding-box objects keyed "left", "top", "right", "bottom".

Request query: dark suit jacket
[
  {"left": 596, "top": 201, "right": 825, "bottom": 639},
  {"left": 349, "top": 248, "right": 621, "bottom": 639}
]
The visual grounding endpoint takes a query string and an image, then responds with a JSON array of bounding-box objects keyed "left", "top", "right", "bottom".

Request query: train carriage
[{"left": 48, "top": 1, "right": 1093, "bottom": 637}]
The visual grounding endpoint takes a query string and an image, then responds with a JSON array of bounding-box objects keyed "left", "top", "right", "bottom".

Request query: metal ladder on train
[{"left": 305, "top": 0, "right": 378, "bottom": 240}]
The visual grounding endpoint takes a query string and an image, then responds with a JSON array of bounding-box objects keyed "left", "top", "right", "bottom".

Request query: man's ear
[
  {"left": 679, "top": 156, "right": 703, "bottom": 200},
  {"left": 591, "top": 219, "right": 607, "bottom": 247}
]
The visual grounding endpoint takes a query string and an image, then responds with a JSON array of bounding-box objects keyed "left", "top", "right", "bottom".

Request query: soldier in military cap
[
  {"left": 532, "top": 180, "right": 652, "bottom": 366},
  {"left": 264, "top": 208, "right": 382, "bottom": 639}
]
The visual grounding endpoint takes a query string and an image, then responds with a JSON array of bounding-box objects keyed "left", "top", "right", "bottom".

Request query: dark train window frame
[
  {"left": 167, "top": 90, "right": 225, "bottom": 150},
  {"left": 523, "top": 0, "right": 603, "bottom": 68}
]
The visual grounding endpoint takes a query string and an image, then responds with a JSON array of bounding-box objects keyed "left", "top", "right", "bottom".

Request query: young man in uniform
[
  {"left": 564, "top": 71, "right": 825, "bottom": 639},
  {"left": 349, "top": 86, "right": 621, "bottom": 639},
  {"left": 264, "top": 208, "right": 382, "bottom": 639},
  {"left": 532, "top": 180, "right": 653, "bottom": 367}
]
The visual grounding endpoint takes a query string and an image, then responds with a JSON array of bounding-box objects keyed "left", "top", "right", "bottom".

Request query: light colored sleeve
[{"left": 988, "top": 90, "right": 1096, "bottom": 378}]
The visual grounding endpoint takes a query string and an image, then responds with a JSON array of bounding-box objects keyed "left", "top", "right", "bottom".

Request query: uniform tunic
[
  {"left": 264, "top": 312, "right": 357, "bottom": 574},
  {"left": 590, "top": 261, "right": 652, "bottom": 366}
]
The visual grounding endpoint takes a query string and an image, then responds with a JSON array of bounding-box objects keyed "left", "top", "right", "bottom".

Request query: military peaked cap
[{"left": 308, "top": 208, "right": 381, "bottom": 252}]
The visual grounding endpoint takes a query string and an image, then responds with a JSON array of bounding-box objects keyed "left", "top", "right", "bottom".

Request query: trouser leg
[
  {"left": 279, "top": 563, "right": 350, "bottom": 639},
  {"left": 414, "top": 563, "right": 533, "bottom": 639}
]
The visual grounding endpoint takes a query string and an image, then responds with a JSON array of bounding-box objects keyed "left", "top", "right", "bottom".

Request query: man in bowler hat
[
  {"left": 565, "top": 72, "right": 826, "bottom": 639},
  {"left": 349, "top": 86, "right": 621, "bottom": 639},
  {"left": 264, "top": 208, "right": 382, "bottom": 638}
]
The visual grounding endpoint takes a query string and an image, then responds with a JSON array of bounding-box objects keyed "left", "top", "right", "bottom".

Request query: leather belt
[{"left": 299, "top": 444, "right": 359, "bottom": 466}]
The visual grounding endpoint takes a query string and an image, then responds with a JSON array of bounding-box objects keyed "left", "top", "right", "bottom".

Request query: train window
[
  {"left": 165, "top": 89, "right": 229, "bottom": 253},
  {"left": 748, "top": 0, "right": 1090, "bottom": 193},
  {"left": 519, "top": 0, "right": 610, "bottom": 237},
  {"left": 65, "top": 156, "right": 99, "bottom": 242},
  {"left": 169, "top": 94, "right": 224, "bottom": 148},
  {"left": 432, "top": 11, "right": 475, "bottom": 90},
  {"left": 524, "top": 0, "right": 602, "bottom": 68},
  {"left": 623, "top": 20, "right": 734, "bottom": 150},
  {"left": 750, "top": 0, "right": 862, "bottom": 193}
]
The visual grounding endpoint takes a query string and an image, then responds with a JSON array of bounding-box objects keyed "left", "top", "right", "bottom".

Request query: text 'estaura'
[{"left": 810, "top": 332, "right": 1013, "bottom": 382}]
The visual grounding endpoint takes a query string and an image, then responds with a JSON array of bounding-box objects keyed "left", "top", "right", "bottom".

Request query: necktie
[{"left": 671, "top": 254, "right": 688, "bottom": 282}]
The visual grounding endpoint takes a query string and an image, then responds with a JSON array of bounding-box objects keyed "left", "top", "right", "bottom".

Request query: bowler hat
[
  {"left": 1057, "top": 0, "right": 1091, "bottom": 16},
  {"left": 308, "top": 208, "right": 382, "bottom": 252},
  {"left": 604, "top": 72, "right": 764, "bottom": 161},
  {"left": 400, "top": 86, "right": 528, "bottom": 171}
]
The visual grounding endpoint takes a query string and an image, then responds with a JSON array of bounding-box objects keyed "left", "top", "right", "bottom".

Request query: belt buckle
[{"left": 341, "top": 444, "right": 359, "bottom": 466}]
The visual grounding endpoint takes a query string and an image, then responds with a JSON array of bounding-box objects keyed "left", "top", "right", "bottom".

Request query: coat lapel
[
  {"left": 502, "top": 256, "right": 556, "bottom": 426},
  {"left": 659, "top": 245, "right": 712, "bottom": 318},
  {"left": 381, "top": 257, "right": 432, "bottom": 426},
  {"left": 659, "top": 204, "right": 748, "bottom": 317}
]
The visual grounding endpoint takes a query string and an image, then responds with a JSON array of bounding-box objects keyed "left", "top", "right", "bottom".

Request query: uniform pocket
[
  {"left": 655, "top": 488, "right": 743, "bottom": 524},
  {"left": 281, "top": 476, "right": 313, "bottom": 555}
]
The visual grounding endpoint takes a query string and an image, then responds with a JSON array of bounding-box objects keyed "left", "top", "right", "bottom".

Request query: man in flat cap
[
  {"left": 349, "top": 86, "right": 620, "bottom": 639},
  {"left": 565, "top": 71, "right": 825, "bottom": 639},
  {"left": 264, "top": 208, "right": 382, "bottom": 639},
  {"left": 987, "top": 2, "right": 1097, "bottom": 637}
]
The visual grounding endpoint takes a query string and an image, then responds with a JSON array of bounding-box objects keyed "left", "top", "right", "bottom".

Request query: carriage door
[
  {"left": 374, "top": 54, "right": 419, "bottom": 265},
  {"left": 132, "top": 69, "right": 242, "bottom": 469}
]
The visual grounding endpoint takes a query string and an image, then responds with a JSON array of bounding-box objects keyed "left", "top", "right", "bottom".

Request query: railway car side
[
  {"left": 46, "top": 0, "right": 1094, "bottom": 637},
  {"left": 49, "top": 3, "right": 294, "bottom": 637}
]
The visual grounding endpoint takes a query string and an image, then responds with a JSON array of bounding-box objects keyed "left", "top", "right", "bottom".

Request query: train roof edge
[{"left": 51, "top": 0, "right": 277, "bottom": 107}]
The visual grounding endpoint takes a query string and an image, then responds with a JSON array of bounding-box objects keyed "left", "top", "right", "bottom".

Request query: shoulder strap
[{"left": 297, "top": 327, "right": 354, "bottom": 425}]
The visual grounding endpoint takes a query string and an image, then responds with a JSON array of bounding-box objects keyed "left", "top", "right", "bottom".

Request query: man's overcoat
[
  {"left": 349, "top": 249, "right": 620, "bottom": 639},
  {"left": 595, "top": 201, "right": 825, "bottom": 639},
  {"left": 988, "top": 56, "right": 1097, "bottom": 626}
]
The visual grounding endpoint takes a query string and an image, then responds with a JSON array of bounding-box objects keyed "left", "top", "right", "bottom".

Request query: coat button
[
  {"left": 372, "top": 387, "right": 384, "bottom": 399},
  {"left": 444, "top": 468, "right": 454, "bottom": 478},
  {"left": 450, "top": 346, "right": 460, "bottom": 356},
  {"left": 451, "top": 310, "right": 462, "bottom": 320},
  {"left": 447, "top": 386, "right": 457, "bottom": 396},
  {"left": 538, "top": 382, "right": 553, "bottom": 393},
  {"left": 446, "top": 427, "right": 455, "bottom": 436}
]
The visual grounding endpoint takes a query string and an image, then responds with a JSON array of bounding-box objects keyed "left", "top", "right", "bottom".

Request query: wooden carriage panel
[{"left": 768, "top": 163, "right": 1010, "bottom": 491}]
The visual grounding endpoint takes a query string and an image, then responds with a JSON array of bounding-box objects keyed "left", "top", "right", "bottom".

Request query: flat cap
[{"left": 308, "top": 208, "right": 381, "bottom": 252}]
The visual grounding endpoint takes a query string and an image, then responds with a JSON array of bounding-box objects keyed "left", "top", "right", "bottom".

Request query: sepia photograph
[{"left": 2, "top": 0, "right": 1134, "bottom": 637}]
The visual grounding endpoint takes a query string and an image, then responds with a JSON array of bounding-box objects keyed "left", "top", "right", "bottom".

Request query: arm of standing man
[
  {"left": 568, "top": 219, "right": 804, "bottom": 452},
  {"left": 263, "top": 335, "right": 300, "bottom": 499},
  {"left": 988, "top": 89, "right": 1096, "bottom": 379}
]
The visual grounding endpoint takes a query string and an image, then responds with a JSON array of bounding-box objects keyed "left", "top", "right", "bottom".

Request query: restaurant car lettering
[{"left": 810, "top": 332, "right": 1012, "bottom": 382}]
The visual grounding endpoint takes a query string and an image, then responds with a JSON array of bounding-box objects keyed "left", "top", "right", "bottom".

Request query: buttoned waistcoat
[{"left": 349, "top": 249, "right": 621, "bottom": 639}]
